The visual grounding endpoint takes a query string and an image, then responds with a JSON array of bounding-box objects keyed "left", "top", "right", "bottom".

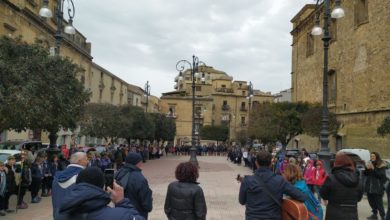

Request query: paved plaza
[{"left": 3, "top": 155, "right": 383, "bottom": 219}]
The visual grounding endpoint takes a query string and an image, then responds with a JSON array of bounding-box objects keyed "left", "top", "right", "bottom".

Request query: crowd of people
[
  {"left": 227, "top": 146, "right": 389, "bottom": 220},
  {"left": 0, "top": 142, "right": 389, "bottom": 220}
]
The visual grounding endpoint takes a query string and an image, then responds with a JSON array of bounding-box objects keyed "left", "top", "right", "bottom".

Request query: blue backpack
[{"left": 295, "top": 181, "right": 323, "bottom": 220}]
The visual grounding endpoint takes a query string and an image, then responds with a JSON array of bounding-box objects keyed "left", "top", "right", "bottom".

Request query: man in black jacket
[
  {"left": 239, "top": 151, "right": 307, "bottom": 220},
  {"left": 115, "top": 152, "right": 153, "bottom": 219}
]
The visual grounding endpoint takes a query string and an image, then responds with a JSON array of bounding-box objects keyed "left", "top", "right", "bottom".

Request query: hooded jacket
[
  {"left": 115, "top": 163, "right": 153, "bottom": 219},
  {"left": 320, "top": 166, "right": 363, "bottom": 220},
  {"left": 239, "top": 167, "right": 307, "bottom": 220},
  {"left": 55, "top": 183, "right": 144, "bottom": 220},
  {"left": 52, "top": 164, "right": 84, "bottom": 219}
]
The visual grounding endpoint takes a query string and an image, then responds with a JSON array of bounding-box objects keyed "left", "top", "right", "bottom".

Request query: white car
[{"left": 0, "top": 149, "right": 23, "bottom": 164}]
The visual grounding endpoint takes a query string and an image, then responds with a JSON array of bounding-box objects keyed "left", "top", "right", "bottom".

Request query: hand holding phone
[
  {"left": 104, "top": 169, "right": 115, "bottom": 190},
  {"left": 106, "top": 181, "right": 124, "bottom": 204}
]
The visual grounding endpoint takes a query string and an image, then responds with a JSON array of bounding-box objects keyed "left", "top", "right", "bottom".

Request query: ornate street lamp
[
  {"left": 144, "top": 81, "right": 151, "bottom": 112},
  {"left": 39, "top": 0, "right": 77, "bottom": 155},
  {"left": 176, "top": 55, "right": 206, "bottom": 166},
  {"left": 311, "top": 0, "right": 344, "bottom": 172},
  {"left": 39, "top": 0, "right": 76, "bottom": 55},
  {"left": 246, "top": 81, "right": 254, "bottom": 110}
]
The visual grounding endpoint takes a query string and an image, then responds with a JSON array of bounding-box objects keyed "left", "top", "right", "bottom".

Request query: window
[
  {"left": 306, "top": 32, "right": 314, "bottom": 57},
  {"left": 241, "top": 117, "right": 246, "bottom": 125},
  {"left": 328, "top": 70, "right": 337, "bottom": 105},
  {"left": 223, "top": 100, "right": 227, "bottom": 106},
  {"left": 221, "top": 84, "right": 226, "bottom": 88},
  {"left": 354, "top": 0, "right": 368, "bottom": 26},
  {"left": 195, "top": 86, "right": 202, "bottom": 91}
]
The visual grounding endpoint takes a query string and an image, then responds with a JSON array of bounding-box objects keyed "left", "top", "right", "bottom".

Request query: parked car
[
  {"left": 0, "top": 140, "right": 45, "bottom": 153},
  {"left": 0, "top": 150, "right": 23, "bottom": 164}
]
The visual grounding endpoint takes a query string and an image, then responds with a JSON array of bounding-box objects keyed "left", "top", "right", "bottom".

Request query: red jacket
[{"left": 313, "top": 166, "right": 327, "bottom": 186}]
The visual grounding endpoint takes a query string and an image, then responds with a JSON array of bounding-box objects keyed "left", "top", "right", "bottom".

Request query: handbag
[{"left": 253, "top": 174, "right": 308, "bottom": 220}]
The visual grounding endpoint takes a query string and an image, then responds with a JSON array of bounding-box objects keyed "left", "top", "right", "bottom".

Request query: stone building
[
  {"left": 290, "top": 1, "right": 390, "bottom": 156},
  {"left": 160, "top": 66, "right": 273, "bottom": 146},
  {"left": 0, "top": 0, "right": 155, "bottom": 146}
]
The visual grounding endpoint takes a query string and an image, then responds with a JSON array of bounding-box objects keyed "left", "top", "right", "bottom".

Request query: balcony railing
[
  {"left": 215, "top": 88, "right": 234, "bottom": 93},
  {"left": 166, "top": 113, "right": 177, "bottom": 119},
  {"left": 194, "top": 114, "right": 204, "bottom": 119},
  {"left": 221, "top": 105, "right": 230, "bottom": 111},
  {"left": 240, "top": 106, "right": 248, "bottom": 111}
]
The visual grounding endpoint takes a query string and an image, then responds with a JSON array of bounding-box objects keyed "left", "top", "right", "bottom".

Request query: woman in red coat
[{"left": 313, "top": 160, "right": 327, "bottom": 202}]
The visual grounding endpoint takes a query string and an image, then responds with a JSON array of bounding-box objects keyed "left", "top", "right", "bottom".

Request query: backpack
[{"left": 305, "top": 190, "right": 323, "bottom": 220}]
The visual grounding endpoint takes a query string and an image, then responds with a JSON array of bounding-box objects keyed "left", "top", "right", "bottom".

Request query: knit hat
[
  {"left": 7, "top": 155, "right": 15, "bottom": 160},
  {"left": 76, "top": 167, "right": 105, "bottom": 188},
  {"left": 125, "top": 153, "right": 142, "bottom": 165}
]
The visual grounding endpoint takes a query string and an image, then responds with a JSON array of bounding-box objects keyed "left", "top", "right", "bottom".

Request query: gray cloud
[{"left": 73, "top": 0, "right": 313, "bottom": 96}]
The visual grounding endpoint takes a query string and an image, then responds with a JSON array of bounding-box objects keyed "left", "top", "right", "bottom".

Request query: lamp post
[
  {"left": 144, "top": 81, "right": 151, "bottom": 112},
  {"left": 176, "top": 55, "right": 206, "bottom": 166},
  {"left": 39, "top": 0, "right": 77, "bottom": 155},
  {"left": 39, "top": 0, "right": 76, "bottom": 55},
  {"left": 246, "top": 81, "right": 254, "bottom": 110},
  {"left": 311, "top": 0, "right": 344, "bottom": 172}
]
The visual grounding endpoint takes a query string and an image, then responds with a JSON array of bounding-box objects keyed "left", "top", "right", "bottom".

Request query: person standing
[
  {"left": 52, "top": 152, "right": 88, "bottom": 219},
  {"left": 320, "top": 153, "right": 363, "bottom": 220},
  {"left": 16, "top": 152, "right": 31, "bottom": 209},
  {"left": 282, "top": 164, "right": 323, "bottom": 220},
  {"left": 4, "top": 156, "right": 17, "bottom": 214},
  {"left": 56, "top": 167, "right": 144, "bottom": 220},
  {"left": 115, "top": 152, "right": 153, "bottom": 219},
  {"left": 313, "top": 160, "right": 327, "bottom": 202},
  {"left": 365, "top": 152, "right": 387, "bottom": 220},
  {"left": 0, "top": 162, "right": 7, "bottom": 216},
  {"left": 30, "top": 155, "right": 44, "bottom": 203},
  {"left": 239, "top": 151, "right": 306, "bottom": 220},
  {"left": 164, "top": 162, "right": 207, "bottom": 220}
]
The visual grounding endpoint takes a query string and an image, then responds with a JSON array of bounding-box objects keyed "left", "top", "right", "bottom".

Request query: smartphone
[{"left": 104, "top": 169, "right": 115, "bottom": 190}]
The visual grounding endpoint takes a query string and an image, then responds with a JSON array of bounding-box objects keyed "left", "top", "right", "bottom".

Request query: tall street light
[
  {"left": 311, "top": 0, "right": 344, "bottom": 172},
  {"left": 176, "top": 55, "right": 206, "bottom": 166},
  {"left": 144, "top": 81, "right": 151, "bottom": 112},
  {"left": 39, "top": 0, "right": 76, "bottom": 55},
  {"left": 39, "top": 0, "right": 77, "bottom": 154},
  {"left": 246, "top": 81, "right": 254, "bottom": 110}
]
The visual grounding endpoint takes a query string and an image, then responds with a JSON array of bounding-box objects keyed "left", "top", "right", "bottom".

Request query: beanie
[
  {"left": 125, "top": 153, "right": 142, "bottom": 165},
  {"left": 76, "top": 167, "right": 105, "bottom": 188}
]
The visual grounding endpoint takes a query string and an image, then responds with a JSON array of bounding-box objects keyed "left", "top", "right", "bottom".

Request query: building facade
[
  {"left": 274, "top": 88, "right": 292, "bottom": 103},
  {"left": 160, "top": 66, "right": 273, "bottom": 145},
  {"left": 0, "top": 0, "right": 152, "bottom": 147},
  {"left": 290, "top": 1, "right": 390, "bottom": 156}
]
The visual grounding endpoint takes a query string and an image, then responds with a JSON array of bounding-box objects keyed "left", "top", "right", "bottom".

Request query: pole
[
  {"left": 145, "top": 81, "right": 150, "bottom": 112},
  {"left": 54, "top": 0, "right": 64, "bottom": 55},
  {"left": 318, "top": 0, "right": 332, "bottom": 172},
  {"left": 190, "top": 55, "right": 198, "bottom": 166}
]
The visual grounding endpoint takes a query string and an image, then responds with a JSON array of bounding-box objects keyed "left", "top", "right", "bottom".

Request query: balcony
[
  {"left": 166, "top": 112, "right": 177, "bottom": 119},
  {"left": 194, "top": 113, "right": 204, "bottom": 119},
  {"left": 215, "top": 88, "right": 234, "bottom": 93},
  {"left": 241, "top": 123, "right": 247, "bottom": 127},
  {"left": 221, "top": 105, "right": 230, "bottom": 111},
  {"left": 240, "top": 106, "right": 248, "bottom": 111}
]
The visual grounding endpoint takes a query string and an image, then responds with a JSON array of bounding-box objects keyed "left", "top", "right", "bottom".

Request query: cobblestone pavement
[{"left": 2, "top": 155, "right": 383, "bottom": 220}]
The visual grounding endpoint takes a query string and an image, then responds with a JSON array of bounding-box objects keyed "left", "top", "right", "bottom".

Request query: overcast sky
[{"left": 74, "top": 0, "right": 313, "bottom": 97}]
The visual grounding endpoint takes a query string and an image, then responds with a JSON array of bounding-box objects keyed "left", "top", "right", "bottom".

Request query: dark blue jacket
[
  {"left": 31, "top": 162, "right": 43, "bottom": 179},
  {"left": 55, "top": 182, "right": 144, "bottom": 220},
  {"left": 239, "top": 167, "right": 307, "bottom": 220},
  {"left": 115, "top": 163, "right": 153, "bottom": 219},
  {"left": 52, "top": 164, "right": 84, "bottom": 219}
]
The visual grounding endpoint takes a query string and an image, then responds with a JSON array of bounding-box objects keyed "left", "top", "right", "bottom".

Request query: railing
[
  {"left": 240, "top": 106, "right": 248, "bottom": 111},
  {"left": 166, "top": 113, "right": 177, "bottom": 119},
  {"left": 215, "top": 88, "right": 234, "bottom": 93},
  {"left": 221, "top": 105, "right": 230, "bottom": 111}
]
